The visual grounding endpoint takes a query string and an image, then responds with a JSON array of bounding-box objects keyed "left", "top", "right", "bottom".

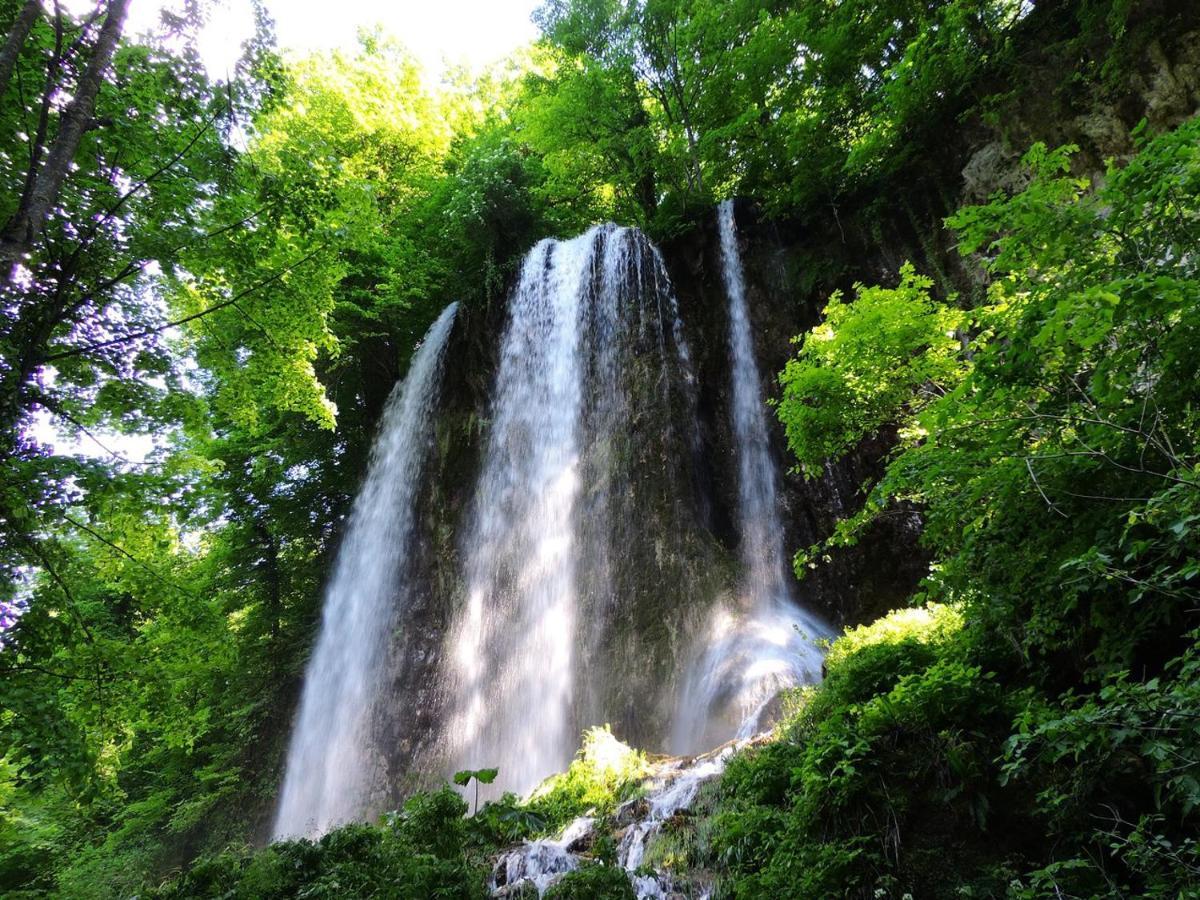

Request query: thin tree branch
[
  {"left": 1025, "top": 457, "right": 1067, "bottom": 517},
  {"left": 65, "top": 109, "right": 222, "bottom": 270},
  {"left": 62, "top": 513, "right": 198, "bottom": 599},
  {"left": 42, "top": 241, "right": 328, "bottom": 363}
]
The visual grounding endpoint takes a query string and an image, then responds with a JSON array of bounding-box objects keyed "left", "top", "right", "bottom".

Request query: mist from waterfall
[
  {"left": 273, "top": 303, "right": 458, "bottom": 839},
  {"left": 671, "top": 202, "right": 827, "bottom": 753}
]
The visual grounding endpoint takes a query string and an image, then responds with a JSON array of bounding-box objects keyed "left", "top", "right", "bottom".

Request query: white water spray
[
  {"left": 672, "top": 202, "right": 828, "bottom": 752},
  {"left": 445, "top": 232, "right": 597, "bottom": 798},
  {"left": 492, "top": 740, "right": 741, "bottom": 898},
  {"left": 444, "top": 225, "right": 702, "bottom": 799},
  {"left": 273, "top": 303, "right": 458, "bottom": 839}
]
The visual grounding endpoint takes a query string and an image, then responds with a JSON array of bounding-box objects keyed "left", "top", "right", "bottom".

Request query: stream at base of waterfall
[{"left": 491, "top": 737, "right": 756, "bottom": 899}]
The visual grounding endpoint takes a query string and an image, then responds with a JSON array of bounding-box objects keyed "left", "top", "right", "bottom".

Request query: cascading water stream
[
  {"left": 443, "top": 225, "right": 701, "bottom": 800},
  {"left": 721, "top": 201, "right": 792, "bottom": 620},
  {"left": 491, "top": 739, "right": 743, "bottom": 898},
  {"left": 671, "top": 202, "right": 828, "bottom": 753},
  {"left": 444, "top": 232, "right": 595, "bottom": 799},
  {"left": 273, "top": 303, "right": 458, "bottom": 839},
  {"left": 275, "top": 214, "right": 822, "bottom": 834}
]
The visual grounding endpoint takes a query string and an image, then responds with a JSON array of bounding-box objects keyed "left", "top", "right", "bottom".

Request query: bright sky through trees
[
  {"left": 106, "top": 0, "right": 542, "bottom": 77},
  {"left": 34, "top": 0, "right": 538, "bottom": 457}
]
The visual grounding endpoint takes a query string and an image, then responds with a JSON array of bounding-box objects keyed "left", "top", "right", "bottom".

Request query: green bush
[
  {"left": 151, "top": 792, "right": 487, "bottom": 899},
  {"left": 801, "top": 604, "right": 965, "bottom": 727},
  {"left": 525, "top": 726, "right": 650, "bottom": 832},
  {"left": 707, "top": 606, "right": 1027, "bottom": 898},
  {"left": 543, "top": 863, "right": 636, "bottom": 900},
  {"left": 390, "top": 786, "right": 471, "bottom": 857}
]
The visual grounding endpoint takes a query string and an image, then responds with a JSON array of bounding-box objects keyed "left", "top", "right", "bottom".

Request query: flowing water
[
  {"left": 275, "top": 211, "right": 829, "bottom": 836},
  {"left": 444, "top": 226, "right": 701, "bottom": 800},
  {"left": 444, "top": 233, "right": 594, "bottom": 799},
  {"left": 671, "top": 201, "right": 828, "bottom": 753},
  {"left": 491, "top": 741, "right": 743, "bottom": 898},
  {"left": 273, "top": 303, "right": 458, "bottom": 839},
  {"left": 573, "top": 227, "right": 704, "bottom": 735}
]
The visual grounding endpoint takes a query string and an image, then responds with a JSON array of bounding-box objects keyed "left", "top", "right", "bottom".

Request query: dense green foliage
[
  {"left": 529, "top": 0, "right": 1034, "bottom": 229},
  {"left": 151, "top": 788, "right": 486, "bottom": 899},
  {"left": 751, "top": 118, "right": 1200, "bottom": 897},
  {"left": 146, "top": 727, "right": 650, "bottom": 898},
  {"left": 707, "top": 606, "right": 1019, "bottom": 897},
  {"left": 1, "top": 0, "right": 1197, "bottom": 896},
  {"left": 778, "top": 265, "right": 965, "bottom": 476}
]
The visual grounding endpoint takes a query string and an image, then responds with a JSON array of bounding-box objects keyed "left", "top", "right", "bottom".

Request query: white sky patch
[
  {"left": 29, "top": 405, "right": 158, "bottom": 463},
  {"left": 116, "top": 0, "right": 542, "bottom": 81}
]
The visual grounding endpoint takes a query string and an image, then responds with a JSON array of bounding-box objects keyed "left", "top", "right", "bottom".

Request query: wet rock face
[
  {"left": 1132, "top": 33, "right": 1200, "bottom": 133},
  {"left": 661, "top": 205, "right": 929, "bottom": 630},
  {"left": 372, "top": 300, "right": 501, "bottom": 801},
  {"left": 961, "top": 25, "right": 1200, "bottom": 200},
  {"left": 961, "top": 141, "right": 1030, "bottom": 204}
]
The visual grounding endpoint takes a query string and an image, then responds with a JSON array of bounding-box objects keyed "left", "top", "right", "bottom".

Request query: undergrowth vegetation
[
  {"left": 704, "top": 606, "right": 1024, "bottom": 897},
  {"left": 147, "top": 727, "right": 650, "bottom": 898},
  {"left": 151, "top": 788, "right": 486, "bottom": 899},
  {"left": 543, "top": 863, "right": 638, "bottom": 900},
  {"left": 524, "top": 726, "right": 651, "bottom": 833},
  {"left": 728, "top": 117, "right": 1200, "bottom": 897}
]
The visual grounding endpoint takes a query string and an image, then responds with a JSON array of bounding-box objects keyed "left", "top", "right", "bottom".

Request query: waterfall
[
  {"left": 273, "top": 302, "right": 458, "bottom": 839},
  {"left": 574, "top": 227, "right": 704, "bottom": 733},
  {"left": 444, "top": 233, "right": 593, "bottom": 799},
  {"left": 275, "top": 212, "right": 825, "bottom": 828},
  {"left": 443, "top": 225, "right": 701, "bottom": 799},
  {"left": 720, "top": 199, "right": 798, "bottom": 617},
  {"left": 671, "top": 201, "right": 827, "bottom": 753}
]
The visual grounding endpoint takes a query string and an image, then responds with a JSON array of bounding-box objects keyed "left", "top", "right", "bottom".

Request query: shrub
[
  {"left": 525, "top": 726, "right": 650, "bottom": 831},
  {"left": 543, "top": 863, "right": 636, "bottom": 900},
  {"left": 708, "top": 605, "right": 1025, "bottom": 898},
  {"left": 151, "top": 795, "right": 487, "bottom": 899}
]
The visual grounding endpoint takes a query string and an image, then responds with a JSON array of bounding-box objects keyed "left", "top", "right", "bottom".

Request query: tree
[
  {"left": 0, "top": 0, "right": 39, "bottom": 100},
  {"left": 0, "top": 0, "right": 131, "bottom": 281},
  {"left": 531, "top": 0, "right": 1032, "bottom": 221}
]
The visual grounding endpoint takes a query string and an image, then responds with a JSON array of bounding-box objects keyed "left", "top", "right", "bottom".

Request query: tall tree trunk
[
  {"left": 627, "top": 96, "right": 658, "bottom": 223},
  {"left": 0, "top": 0, "right": 130, "bottom": 282},
  {"left": 257, "top": 520, "right": 283, "bottom": 646},
  {"left": 0, "top": 0, "right": 40, "bottom": 102}
]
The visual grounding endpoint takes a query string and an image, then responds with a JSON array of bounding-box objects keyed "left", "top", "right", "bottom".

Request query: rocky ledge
[{"left": 490, "top": 735, "right": 771, "bottom": 899}]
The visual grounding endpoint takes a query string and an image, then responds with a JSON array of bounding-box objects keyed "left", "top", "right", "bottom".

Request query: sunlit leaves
[
  {"left": 771, "top": 114, "right": 1200, "bottom": 897},
  {"left": 778, "top": 264, "right": 965, "bottom": 476}
]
